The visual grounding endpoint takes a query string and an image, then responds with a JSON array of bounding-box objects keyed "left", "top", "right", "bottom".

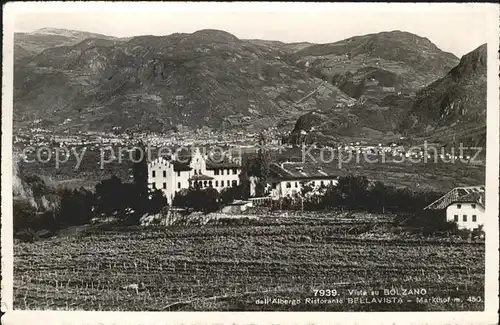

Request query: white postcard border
[{"left": 2, "top": 2, "right": 499, "bottom": 325}]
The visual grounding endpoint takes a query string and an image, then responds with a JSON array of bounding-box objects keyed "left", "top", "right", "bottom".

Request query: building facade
[
  {"left": 271, "top": 178, "right": 338, "bottom": 199},
  {"left": 147, "top": 148, "right": 241, "bottom": 204},
  {"left": 268, "top": 162, "right": 339, "bottom": 199},
  {"left": 424, "top": 185, "right": 485, "bottom": 230},
  {"left": 446, "top": 201, "right": 485, "bottom": 230}
]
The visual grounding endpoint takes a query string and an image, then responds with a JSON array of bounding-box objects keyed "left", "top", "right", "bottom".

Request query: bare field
[{"left": 14, "top": 216, "right": 484, "bottom": 311}]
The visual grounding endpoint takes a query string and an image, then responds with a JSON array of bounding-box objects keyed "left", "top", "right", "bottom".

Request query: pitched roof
[
  {"left": 452, "top": 191, "right": 485, "bottom": 207},
  {"left": 206, "top": 159, "right": 240, "bottom": 169},
  {"left": 424, "top": 185, "right": 485, "bottom": 210}
]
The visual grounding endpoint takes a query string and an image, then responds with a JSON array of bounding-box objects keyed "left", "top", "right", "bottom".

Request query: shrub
[
  {"left": 395, "top": 210, "right": 462, "bottom": 236},
  {"left": 57, "top": 187, "right": 95, "bottom": 227},
  {"left": 173, "top": 186, "right": 221, "bottom": 214},
  {"left": 15, "top": 228, "right": 39, "bottom": 243}
]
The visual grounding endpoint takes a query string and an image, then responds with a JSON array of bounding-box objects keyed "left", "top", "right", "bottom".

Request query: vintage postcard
[{"left": 1, "top": 2, "right": 499, "bottom": 325}]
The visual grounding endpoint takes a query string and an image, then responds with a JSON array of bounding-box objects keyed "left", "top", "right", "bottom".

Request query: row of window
[
  {"left": 456, "top": 203, "right": 477, "bottom": 209},
  {"left": 151, "top": 171, "right": 182, "bottom": 178},
  {"left": 152, "top": 180, "right": 238, "bottom": 190},
  {"left": 454, "top": 215, "right": 477, "bottom": 222},
  {"left": 213, "top": 168, "right": 238, "bottom": 176},
  {"left": 151, "top": 169, "right": 239, "bottom": 178},
  {"left": 152, "top": 182, "right": 183, "bottom": 189},
  {"left": 285, "top": 180, "right": 335, "bottom": 189},
  {"left": 190, "top": 180, "right": 238, "bottom": 188}
]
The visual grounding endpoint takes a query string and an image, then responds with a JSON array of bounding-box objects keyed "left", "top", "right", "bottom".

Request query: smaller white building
[
  {"left": 268, "top": 162, "right": 339, "bottom": 199},
  {"left": 446, "top": 201, "right": 484, "bottom": 230},
  {"left": 425, "top": 185, "right": 485, "bottom": 230}
]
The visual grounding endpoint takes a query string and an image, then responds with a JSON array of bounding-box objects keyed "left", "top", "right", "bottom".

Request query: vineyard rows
[{"left": 14, "top": 222, "right": 484, "bottom": 311}]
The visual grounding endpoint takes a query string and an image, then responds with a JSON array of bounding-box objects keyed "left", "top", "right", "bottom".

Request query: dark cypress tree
[
  {"left": 131, "top": 141, "right": 149, "bottom": 221},
  {"left": 256, "top": 133, "right": 270, "bottom": 196},
  {"left": 239, "top": 154, "right": 251, "bottom": 199}
]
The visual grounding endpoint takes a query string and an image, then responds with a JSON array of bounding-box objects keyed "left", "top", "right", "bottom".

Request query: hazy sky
[{"left": 9, "top": 2, "right": 496, "bottom": 57}]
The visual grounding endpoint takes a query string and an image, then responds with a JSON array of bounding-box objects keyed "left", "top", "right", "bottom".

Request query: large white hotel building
[{"left": 147, "top": 148, "right": 241, "bottom": 204}]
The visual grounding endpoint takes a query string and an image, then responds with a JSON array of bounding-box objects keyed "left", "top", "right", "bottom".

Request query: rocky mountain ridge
[
  {"left": 401, "top": 43, "right": 487, "bottom": 146},
  {"left": 14, "top": 28, "right": 478, "bottom": 140},
  {"left": 288, "top": 43, "right": 486, "bottom": 146}
]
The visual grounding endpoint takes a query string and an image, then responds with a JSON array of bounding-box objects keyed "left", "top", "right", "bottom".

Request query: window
[
  {"left": 215, "top": 180, "right": 218, "bottom": 187},
  {"left": 204, "top": 181, "right": 207, "bottom": 187},
  {"left": 198, "top": 169, "right": 202, "bottom": 175},
  {"left": 152, "top": 171, "right": 156, "bottom": 178},
  {"left": 194, "top": 170, "right": 197, "bottom": 175},
  {"left": 232, "top": 180, "right": 237, "bottom": 187},
  {"left": 209, "top": 181, "right": 213, "bottom": 187},
  {"left": 463, "top": 215, "right": 467, "bottom": 222},
  {"left": 163, "top": 171, "right": 167, "bottom": 177},
  {"left": 232, "top": 168, "right": 237, "bottom": 175},
  {"left": 295, "top": 182, "right": 298, "bottom": 188},
  {"left": 321, "top": 181, "right": 325, "bottom": 186},
  {"left": 457, "top": 204, "right": 461, "bottom": 209},
  {"left": 153, "top": 182, "right": 156, "bottom": 189},
  {"left": 471, "top": 204, "right": 476, "bottom": 209},
  {"left": 177, "top": 171, "right": 181, "bottom": 177},
  {"left": 454, "top": 215, "right": 459, "bottom": 222},
  {"left": 214, "top": 169, "right": 219, "bottom": 175},
  {"left": 286, "top": 182, "right": 291, "bottom": 188},
  {"left": 163, "top": 182, "right": 166, "bottom": 189},
  {"left": 472, "top": 215, "right": 477, "bottom": 222},
  {"left": 221, "top": 180, "right": 224, "bottom": 187},
  {"left": 177, "top": 182, "right": 181, "bottom": 189}
]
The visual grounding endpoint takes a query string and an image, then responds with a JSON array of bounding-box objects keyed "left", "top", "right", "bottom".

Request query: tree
[
  {"left": 256, "top": 133, "right": 270, "bottom": 189},
  {"left": 94, "top": 175, "right": 131, "bottom": 217},
  {"left": 131, "top": 142, "right": 149, "bottom": 216},
  {"left": 238, "top": 155, "right": 252, "bottom": 199},
  {"left": 203, "top": 188, "right": 220, "bottom": 214},
  {"left": 173, "top": 187, "right": 221, "bottom": 214},
  {"left": 300, "top": 181, "right": 315, "bottom": 212},
  {"left": 220, "top": 187, "right": 236, "bottom": 205},
  {"left": 149, "top": 189, "right": 168, "bottom": 214},
  {"left": 13, "top": 199, "right": 58, "bottom": 232},
  {"left": 336, "top": 175, "right": 369, "bottom": 210},
  {"left": 57, "top": 187, "right": 95, "bottom": 227},
  {"left": 321, "top": 184, "right": 341, "bottom": 210},
  {"left": 24, "top": 174, "right": 49, "bottom": 198},
  {"left": 173, "top": 188, "right": 189, "bottom": 208},
  {"left": 367, "top": 181, "right": 395, "bottom": 213}
]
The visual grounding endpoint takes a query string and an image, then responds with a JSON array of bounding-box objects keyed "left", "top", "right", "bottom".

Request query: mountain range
[
  {"left": 13, "top": 28, "right": 486, "bottom": 145},
  {"left": 401, "top": 44, "right": 487, "bottom": 147}
]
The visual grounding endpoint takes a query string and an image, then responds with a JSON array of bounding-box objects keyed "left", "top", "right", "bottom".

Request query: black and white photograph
[{"left": 1, "top": 2, "right": 499, "bottom": 323}]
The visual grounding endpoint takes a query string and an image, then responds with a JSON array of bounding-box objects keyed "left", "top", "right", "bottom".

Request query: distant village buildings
[
  {"left": 147, "top": 148, "right": 241, "bottom": 204},
  {"left": 424, "top": 185, "right": 485, "bottom": 230}
]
